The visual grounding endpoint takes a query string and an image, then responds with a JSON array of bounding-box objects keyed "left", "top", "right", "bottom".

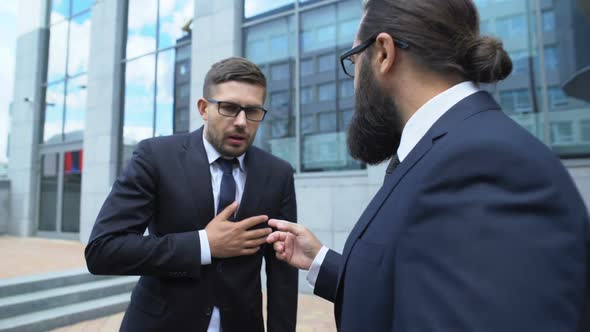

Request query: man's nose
[{"left": 233, "top": 110, "right": 247, "bottom": 127}]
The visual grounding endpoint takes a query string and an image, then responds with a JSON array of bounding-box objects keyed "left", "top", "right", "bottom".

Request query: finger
[
  {"left": 215, "top": 201, "right": 238, "bottom": 221},
  {"left": 275, "top": 251, "right": 289, "bottom": 261},
  {"left": 238, "top": 215, "right": 269, "bottom": 229},
  {"left": 243, "top": 228, "right": 272, "bottom": 240},
  {"left": 268, "top": 219, "right": 302, "bottom": 235},
  {"left": 273, "top": 242, "right": 284, "bottom": 253},
  {"left": 245, "top": 237, "right": 270, "bottom": 248},
  {"left": 240, "top": 247, "right": 261, "bottom": 256},
  {"left": 266, "top": 231, "right": 289, "bottom": 244}
]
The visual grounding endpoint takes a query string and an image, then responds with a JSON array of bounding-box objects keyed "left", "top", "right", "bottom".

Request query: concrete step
[
  {"left": 0, "top": 292, "right": 131, "bottom": 332},
  {"left": 0, "top": 268, "right": 111, "bottom": 298},
  {"left": 0, "top": 276, "right": 138, "bottom": 320}
]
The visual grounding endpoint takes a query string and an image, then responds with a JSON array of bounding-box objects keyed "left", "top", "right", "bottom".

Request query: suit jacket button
[{"left": 205, "top": 307, "right": 213, "bottom": 316}]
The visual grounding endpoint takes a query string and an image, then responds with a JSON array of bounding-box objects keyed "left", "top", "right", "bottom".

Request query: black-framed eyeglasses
[
  {"left": 340, "top": 33, "right": 410, "bottom": 78},
  {"left": 205, "top": 98, "right": 268, "bottom": 122}
]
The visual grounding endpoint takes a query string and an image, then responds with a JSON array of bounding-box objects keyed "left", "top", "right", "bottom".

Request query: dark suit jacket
[
  {"left": 315, "top": 91, "right": 590, "bottom": 331},
  {"left": 85, "top": 127, "right": 298, "bottom": 332}
]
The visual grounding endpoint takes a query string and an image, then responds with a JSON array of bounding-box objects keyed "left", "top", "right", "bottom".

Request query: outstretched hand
[{"left": 266, "top": 219, "right": 323, "bottom": 270}]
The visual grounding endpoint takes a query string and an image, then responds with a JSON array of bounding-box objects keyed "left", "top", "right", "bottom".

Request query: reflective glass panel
[
  {"left": 50, "top": 0, "right": 69, "bottom": 24},
  {"left": 38, "top": 154, "right": 59, "bottom": 231},
  {"left": 245, "top": 0, "right": 294, "bottom": 18},
  {"left": 44, "top": 82, "right": 65, "bottom": 143},
  {"left": 68, "top": 11, "right": 92, "bottom": 77},
  {"left": 159, "top": 0, "right": 193, "bottom": 50},
  {"left": 155, "top": 50, "right": 174, "bottom": 137},
  {"left": 126, "top": 0, "right": 158, "bottom": 59},
  {"left": 48, "top": 21, "right": 68, "bottom": 83},
  {"left": 122, "top": 55, "right": 156, "bottom": 169},
  {"left": 64, "top": 75, "right": 87, "bottom": 142},
  {"left": 62, "top": 150, "right": 82, "bottom": 233},
  {"left": 246, "top": 16, "right": 297, "bottom": 168}
]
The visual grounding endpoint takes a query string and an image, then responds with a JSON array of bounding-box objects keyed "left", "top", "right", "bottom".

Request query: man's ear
[
  {"left": 373, "top": 32, "right": 396, "bottom": 76},
  {"left": 197, "top": 98, "right": 208, "bottom": 121}
]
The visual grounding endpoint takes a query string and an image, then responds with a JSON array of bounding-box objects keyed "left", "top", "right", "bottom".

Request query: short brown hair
[
  {"left": 360, "top": 0, "right": 512, "bottom": 83},
  {"left": 203, "top": 57, "right": 267, "bottom": 98}
]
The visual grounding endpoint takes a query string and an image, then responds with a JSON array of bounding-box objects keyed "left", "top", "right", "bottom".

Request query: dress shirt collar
[
  {"left": 202, "top": 132, "right": 246, "bottom": 171},
  {"left": 397, "top": 81, "right": 479, "bottom": 161}
]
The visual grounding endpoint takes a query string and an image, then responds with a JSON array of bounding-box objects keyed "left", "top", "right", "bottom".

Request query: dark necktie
[
  {"left": 217, "top": 158, "right": 237, "bottom": 220},
  {"left": 384, "top": 154, "right": 401, "bottom": 182}
]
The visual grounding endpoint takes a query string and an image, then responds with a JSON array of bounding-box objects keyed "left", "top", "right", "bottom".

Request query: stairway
[{"left": 0, "top": 268, "right": 137, "bottom": 332}]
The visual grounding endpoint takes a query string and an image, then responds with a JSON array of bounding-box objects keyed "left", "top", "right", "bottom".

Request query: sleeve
[
  {"left": 84, "top": 139, "right": 203, "bottom": 278},
  {"left": 264, "top": 169, "right": 299, "bottom": 332},
  {"left": 313, "top": 249, "right": 342, "bottom": 303},
  {"left": 391, "top": 145, "right": 588, "bottom": 331}
]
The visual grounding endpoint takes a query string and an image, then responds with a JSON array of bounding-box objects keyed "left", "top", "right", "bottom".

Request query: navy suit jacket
[
  {"left": 315, "top": 91, "right": 590, "bottom": 331},
  {"left": 85, "top": 128, "right": 298, "bottom": 332}
]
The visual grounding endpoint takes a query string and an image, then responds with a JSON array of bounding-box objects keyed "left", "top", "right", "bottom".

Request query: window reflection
[
  {"left": 244, "top": 0, "right": 294, "bottom": 19},
  {"left": 44, "top": 83, "right": 65, "bottom": 143},
  {"left": 246, "top": 16, "right": 297, "bottom": 168},
  {"left": 64, "top": 75, "right": 87, "bottom": 142},
  {"left": 126, "top": 0, "right": 157, "bottom": 59},
  {"left": 158, "top": 0, "right": 194, "bottom": 50},
  {"left": 39, "top": 154, "right": 59, "bottom": 231},
  {"left": 48, "top": 22, "right": 68, "bottom": 83},
  {"left": 299, "top": 0, "right": 363, "bottom": 172},
  {"left": 50, "top": 0, "right": 69, "bottom": 24},
  {"left": 68, "top": 12, "right": 91, "bottom": 77}
]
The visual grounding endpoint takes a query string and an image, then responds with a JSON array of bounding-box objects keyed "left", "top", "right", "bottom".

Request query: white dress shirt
[
  {"left": 198, "top": 134, "right": 247, "bottom": 332},
  {"left": 306, "top": 81, "right": 480, "bottom": 288}
]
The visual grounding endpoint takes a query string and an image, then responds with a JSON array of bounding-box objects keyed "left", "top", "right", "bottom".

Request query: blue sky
[{"left": 0, "top": 2, "right": 17, "bottom": 163}]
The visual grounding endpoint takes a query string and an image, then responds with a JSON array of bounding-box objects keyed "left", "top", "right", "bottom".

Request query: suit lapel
[
  {"left": 179, "top": 128, "right": 215, "bottom": 227},
  {"left": 236, "top": 148, "right": 270, "bottom": 221}
]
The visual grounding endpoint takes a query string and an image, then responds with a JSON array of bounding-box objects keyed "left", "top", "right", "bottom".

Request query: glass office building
[{"left": 7, "top": 0, "right": 590, "bottom": 249}]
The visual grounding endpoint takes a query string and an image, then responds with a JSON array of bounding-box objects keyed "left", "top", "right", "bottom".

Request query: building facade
[{"left": 7, "top": 0, "right": 590, "bottom": 252}]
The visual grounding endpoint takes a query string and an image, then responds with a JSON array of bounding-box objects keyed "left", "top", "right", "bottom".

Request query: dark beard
[{"left": 347, "top": 58, "right": 404, "bottom": 165}]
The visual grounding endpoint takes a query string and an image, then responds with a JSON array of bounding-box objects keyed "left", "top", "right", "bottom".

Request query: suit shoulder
[{"left": 138, "top": 133, "right": 189, "bottom": 154}]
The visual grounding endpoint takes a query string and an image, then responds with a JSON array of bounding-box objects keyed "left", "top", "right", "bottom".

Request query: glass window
[
  {"left": 155, "top": 50, "right": 174, "bottom": 138},
  {"left": 48, "top": 22, "right": 68, "bottom": 83},
  {"left": 299, "top": 0, "right": 363, "bottom": 172},
  {"left": 122, "top": 55, "right": 156, "bottom": 168},
  {"left": 126, "top": 0, "right": 158, "bottom": 59},
  {"left": 319, "top": 53, "right": 336, "bottom": 72},
  {"left": 300, "top": 86, "right": 315, "bottom": 105},
  {"left": 39, "top": 154, "right": 59, "bottom": 231},
  {"left": 245, "top": 0, "right": 294, "bottom": 18},
  {"left": 62, "top": 150, "right": 83, "bottom": 233},
  {"left": 544, "top": 46, "right": 559, "bottom": 71},
  {"left": 271, "top": 91, "right": 290, "bottom": 108},
  {"left": 271, "top": 63, "right": 290, "bottom": 81},
  {"left": 50, "top": 0, "right": 69, "bottom": 24},
  {"left": 318, "top": 82, "right": 336, "bottom": 102},
  {"left": 71, "top": 0, "right": 93, "bottom": 15},
  {"left": 301, "top": 58, "right": 314, "bottom": 76},
  {"left": 68, "top": 12, "right": 92, "bottom": 77},
  {"left": 245, "top": 16, "right": 295, "bottom": 64},
  {"left": 340, "top": 79, "right": 354, "bottom": 98},
  {"left": 44, "top": 82, "right": 65, "bottom": 143},
  {"left": 158, "top": 0, "right": 193, "bottom": 51},
  {"left": 246, "top": 17, "right": 296, "bottom": 169},
  {"left": 542, "top": 10, "right": 555, "bottom": 32},
  {"left": 319, "top": 112, "right": 337, "bottom": 132},
  {"left": 64, "top": 75, "right": 87, "bottom": 142}
]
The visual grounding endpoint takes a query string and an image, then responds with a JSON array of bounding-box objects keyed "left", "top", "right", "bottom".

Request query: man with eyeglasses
[
  {"left": 85, "top": 57, "right": 298, "bottom": 332},
  {"left": 267, "top": 0, "right": 590, "bottom": 331}
]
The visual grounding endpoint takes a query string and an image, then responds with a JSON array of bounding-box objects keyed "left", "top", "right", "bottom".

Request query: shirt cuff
[
  {"left": 198, "top": 230, "right": 212, "bottom": 265},
  {"left": 306, "top": 246, "right": 329, "bottom": 289}
]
